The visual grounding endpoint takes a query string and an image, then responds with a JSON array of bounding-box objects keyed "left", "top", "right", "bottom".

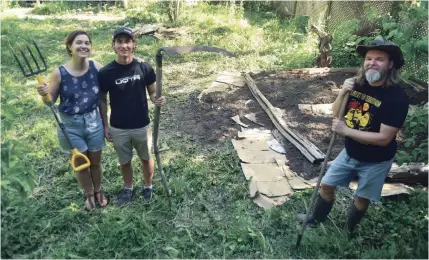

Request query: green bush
[
  {"left": 31, "top": 2, "right": 66, "bottom": 15},
  {"left": 1, "top": 141, "right": 36, "bottom": 208},
  {"left": 31, "top": 1, "right": 123, "bottom": 15},
  {"left": 365, "top": 1, "right": 428, "bottom": 82},
  {"left": 360, "top": 190, "right": 428, "bottom": 259},
  {"left": 331, "top": 19, "right": 373, "bottom": 67},
  {"left": 396, "top": 104, "right": 428, "bottom": 165},
  {"left": 125, "top": 7, "right": 163, "bottom": 24},
  {"left": 331, "top": 1, "right": 428, "bottom": 82}
]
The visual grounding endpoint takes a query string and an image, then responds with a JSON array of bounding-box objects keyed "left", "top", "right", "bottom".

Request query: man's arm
[
  {"left": 147, "top": 82, "right": 166, "bottom": 106},
  {"left": 99, "top": 92, "right": 109, "bottom": 128},
  {"left": 99, "top": 91, "right": 112, "bottom": 141},
  {"left": 332, "top": 78, "right": 354, "bottom": 117},
  {"left": 332, "top": 119, "right": 400, "bottom": 147}
]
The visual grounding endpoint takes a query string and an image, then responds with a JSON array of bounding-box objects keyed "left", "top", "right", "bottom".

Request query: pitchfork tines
[{"left": 10, "top": 40, "right": 47, "bottom": 80}]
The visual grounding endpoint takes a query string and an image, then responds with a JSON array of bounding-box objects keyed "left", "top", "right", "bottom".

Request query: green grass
[
  {"left": 30, "top": 1, "right": 124, "bottom": 15},
  {"left": 1, "top": 3, "right": 428, "bottom": 259}
]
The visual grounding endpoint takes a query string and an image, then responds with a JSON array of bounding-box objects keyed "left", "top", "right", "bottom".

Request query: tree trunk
[{"left": 167, "top": 0, "right": 180, "bottom": 23}]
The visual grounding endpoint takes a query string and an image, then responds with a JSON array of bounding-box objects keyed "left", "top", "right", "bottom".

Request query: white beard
[{"left": 365, "top": 69, "right": 381, "bottom": 83}]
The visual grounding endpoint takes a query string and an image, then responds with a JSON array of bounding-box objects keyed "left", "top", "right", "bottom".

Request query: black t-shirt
[
  {"left": 98, "top": 58, "right": 156, "bottom": 129},
  {"left": 344, "top": 81, "right": 409, "bottom": 162}
]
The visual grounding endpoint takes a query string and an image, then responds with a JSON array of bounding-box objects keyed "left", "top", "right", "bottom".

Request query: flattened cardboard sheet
[
  {"left": 215, "top": 72, "right": 246, "bottom": 87},
  {"left": 232, "top": 139, "right": 285, "bottom": 163}
]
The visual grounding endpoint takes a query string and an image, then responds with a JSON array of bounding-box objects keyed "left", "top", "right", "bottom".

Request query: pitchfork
[{"left": 10, "top": 40, "right": 90, "bottom": 171}]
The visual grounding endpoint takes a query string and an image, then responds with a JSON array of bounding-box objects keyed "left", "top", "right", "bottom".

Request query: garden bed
[{"left": 171, "top": 69, "right": 426, "bottom": 179}]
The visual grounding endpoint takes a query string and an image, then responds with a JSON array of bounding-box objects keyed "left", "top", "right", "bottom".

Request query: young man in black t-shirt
[
  {"left": 99, "top": 27, "right": 166, "bottom": 205},
  {"left": 297, "top": 37, "right": 409, "bottom": 232}
]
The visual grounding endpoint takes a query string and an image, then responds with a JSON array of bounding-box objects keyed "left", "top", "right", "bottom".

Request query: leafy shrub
[
  {"left": 365, "top": 1, "right": 428, "bottom": 82},
  {"left": 125, "top": 7, "right": 163, "bottom": 24},
  {"left": 1, "top": 141, "right": 36, "bottom": 208},
  {"left": 396, "top": 104, "right": 428, "bottom": 165},
  {"left": 31, "top": 2, "right": 66, "bottom": 15},
  {"left": 331, "top": 19, "right": 373, "bottom": 67},
  {"left": 32, "top": 1, "right": 122, "bottom": 15},
  {"left": 331, "top": 1, "right": 428, "bottom": 82},
  {"left": 360, "top": 190, "right": 428, "bottom": 259}
]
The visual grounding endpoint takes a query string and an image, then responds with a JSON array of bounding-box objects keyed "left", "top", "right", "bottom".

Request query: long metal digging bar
[
  {"left": 295, "top": 92, "right": 350, "bottom": 248},
  {"left": 9, "top": 40, "right": 90, "bottom": 172},
  {"left": 154, "top": 46, "right": 237, "bottom": 209}
]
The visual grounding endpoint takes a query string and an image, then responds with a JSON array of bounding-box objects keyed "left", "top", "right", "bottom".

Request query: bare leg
[
  {"left": 120, "top": 160, "right": 134, "bottom": 188},
  {"left": 74, "top": 154, "right": 95, "bottom": 209},
  {"left": 354, "top": 196, "right": 369, "bottom": 211},
  {"left": 140, "top": 158, "right": 154, "bottom": 186},
  {"left": 320, "top": 183, "right": 336, "bottom": 202},
  {"left": 348, "top": 196, "right": 369, "bottom": 232},
  {"left": 87, "top": 150, "right": 107, "bottom": 206},
  {"left": 87, "top": 150, "right": 102, "bottom": 191}
]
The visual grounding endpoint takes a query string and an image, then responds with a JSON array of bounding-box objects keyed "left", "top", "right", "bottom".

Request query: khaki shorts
[{"left": 109, "top": 125, "right": 152, "bottom": 165}]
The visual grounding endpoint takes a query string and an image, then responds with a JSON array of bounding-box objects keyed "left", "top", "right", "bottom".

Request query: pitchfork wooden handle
[{"left": 36, "top": 75, "right": 52, "bottom": 104}]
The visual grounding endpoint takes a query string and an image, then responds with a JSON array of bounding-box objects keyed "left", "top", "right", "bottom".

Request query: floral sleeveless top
[{"left": 58, "top": 60, "right": 100, "bottom": 115}]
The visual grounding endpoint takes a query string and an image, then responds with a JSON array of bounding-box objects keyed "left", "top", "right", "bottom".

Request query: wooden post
[
  {"left": 293, "top": 0, "right": 298, "bottom": 17},
  {"left": 324, "top": 1, "right": 332, "bottom": 30}
]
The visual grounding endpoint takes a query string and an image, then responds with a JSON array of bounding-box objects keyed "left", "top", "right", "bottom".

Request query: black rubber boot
[
  {"left": 347, "top": 203, "right": 366, "bottom": 232},
  {"left": 296, "top": 194, "right": 334, "bottom": 224}
]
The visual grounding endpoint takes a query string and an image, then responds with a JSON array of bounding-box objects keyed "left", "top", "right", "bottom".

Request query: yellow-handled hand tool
[{"left": 11, "top": 40, "right": 90, "bottom": 171}]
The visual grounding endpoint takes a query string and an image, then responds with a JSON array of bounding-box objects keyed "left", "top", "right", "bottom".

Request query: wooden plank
[
  {"left": 388, "top": 163, "right": 429, "bottom": 178},
  {"left": 349, "top": 182, "right": 413, "bottom": 197},
  {"left": 247, "top": 74, "right": 325, "bottom": 161},
  {"left": 244, "top": 73, "right": 325, "bottom": 163},
  {"left": 245, "top": 73, "right": 316, "bottom": 162}
]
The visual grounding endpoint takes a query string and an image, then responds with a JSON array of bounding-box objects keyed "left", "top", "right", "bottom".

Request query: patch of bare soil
[
  {"left": 169, "top": 70, "right": 426, "bottom": 179},
  {"left": 252, "top": 71, "right": 354, "bottom": 178},
  {"left": 168, "top": 84, "right": 271, "bottom": 144}
]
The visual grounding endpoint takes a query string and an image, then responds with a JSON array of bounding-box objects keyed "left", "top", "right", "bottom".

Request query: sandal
[
  {"left": 84, "top": 193, "right": 96, "bottom": 211},
  {"left": 94, "top": 189, "right": 108, "bottom": 207}
]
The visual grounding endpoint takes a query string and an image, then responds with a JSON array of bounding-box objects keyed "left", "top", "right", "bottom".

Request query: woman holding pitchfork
[{"left": 37, "top": 30, "right": 107, "bottom": 211}]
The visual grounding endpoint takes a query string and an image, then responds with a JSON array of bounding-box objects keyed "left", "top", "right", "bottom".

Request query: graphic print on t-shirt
[
  {"left": 345, "top": 90, "right": 382, "bottom": 131},
  {"left": 115, "top": 74, "right": 141, "bottom": 85}
]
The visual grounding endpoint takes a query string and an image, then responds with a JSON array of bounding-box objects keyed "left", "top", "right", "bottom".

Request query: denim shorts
[
  {"left": 109, "top": 125, "right": 152, "bottom": 165},
  {"left": 321, "top": 149, "right": 394, "bottom": 202},
  {"left": 57, "top": 109, "right": 105, "bottom": 154}
]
